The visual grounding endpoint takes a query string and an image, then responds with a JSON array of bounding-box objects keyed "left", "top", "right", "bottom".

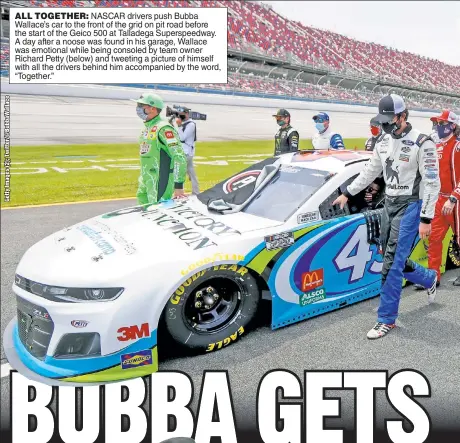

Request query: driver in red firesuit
[{"left": 415, "top": 110, "right": 460, "bottom": 288}]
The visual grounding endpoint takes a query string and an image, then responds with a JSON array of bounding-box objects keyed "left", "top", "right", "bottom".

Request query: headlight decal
[{"left": 14, "top": 275, "right": 124, "bottom": 303}]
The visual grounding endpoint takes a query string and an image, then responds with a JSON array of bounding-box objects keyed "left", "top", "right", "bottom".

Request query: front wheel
[{"left": 164, "top": 265, "right": 260, "bottom": 353}]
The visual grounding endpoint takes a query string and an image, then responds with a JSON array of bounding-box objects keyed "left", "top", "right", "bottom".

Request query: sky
[{"left": 263, "top": 1, "right": 460, "bottom": 66}]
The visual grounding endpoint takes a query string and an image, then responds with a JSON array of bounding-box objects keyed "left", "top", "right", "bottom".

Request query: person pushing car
[
  {"left": 332, "top": 94, "right": 440, "bottom": 339},
  {"left": 132, "top": 93, "right": 187, "bottom": 205},
  {"left": 413, "top": 110, "right": 460, "bottom": 288}
]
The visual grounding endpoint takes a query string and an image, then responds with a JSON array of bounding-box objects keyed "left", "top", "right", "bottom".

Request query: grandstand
[{"left": 1, "top": 0, "right": 459, "bottom": 111}]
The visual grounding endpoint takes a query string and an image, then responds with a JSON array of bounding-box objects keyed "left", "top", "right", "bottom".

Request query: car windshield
[{"left": 241, "top": 166, "right": 331, "bottom": 222}]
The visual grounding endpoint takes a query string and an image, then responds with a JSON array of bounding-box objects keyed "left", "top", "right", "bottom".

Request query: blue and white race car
[{"left": 4, "top": 150, "right": 459, "bottom": 385}]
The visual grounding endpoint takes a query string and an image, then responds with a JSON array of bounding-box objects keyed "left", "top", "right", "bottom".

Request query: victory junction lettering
[{"left": 141, "top": 201, "right": 240, "bottom": 250}]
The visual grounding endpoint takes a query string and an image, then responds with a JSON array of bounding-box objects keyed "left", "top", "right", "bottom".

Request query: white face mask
[{"left": 136, "top": 106, "right": 149, "bottom": 120}]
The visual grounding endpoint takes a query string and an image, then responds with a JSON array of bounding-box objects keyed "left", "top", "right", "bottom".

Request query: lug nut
[
  {"left": 195, "top": 301, "right": 202, "bottom": 308},
  {"left": 206, "top": 287, "right": 213, "bottom": 293},
  {"left": 196, "top": 290, "right": 202, "bottom": 297},
  {"left": 213, "top": 294, "right": 219, "bottom": 300}
]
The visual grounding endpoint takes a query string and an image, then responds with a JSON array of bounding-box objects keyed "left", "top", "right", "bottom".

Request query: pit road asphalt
[
  {"left": 1, "top": 93, "right": 459, "bottom": 432},
  {"left": 1, "top": 200, "right": 460, "bottom": 432}
]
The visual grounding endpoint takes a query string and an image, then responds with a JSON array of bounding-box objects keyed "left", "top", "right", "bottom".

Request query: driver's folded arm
[{"left": 343, "top": 149, "right": 384, "bottom": 199}]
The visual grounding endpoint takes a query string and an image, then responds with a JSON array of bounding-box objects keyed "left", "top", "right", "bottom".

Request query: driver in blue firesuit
[{"left": 333, "top": 94, "right": 440, "bottom": 340}]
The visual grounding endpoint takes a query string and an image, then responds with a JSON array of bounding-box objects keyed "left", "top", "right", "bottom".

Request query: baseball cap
[
  {"left": 312, "top": 112, "right": 329, "bottom": 122},
  {"left": 370, "top": 116, "right": 381, "bottom": 127},
  {"left": 130, "top": 93, "right": 164, "bottom": 110},
  {"left": 373, "top": 94, "right": 406, "bottom": 124},
  {"left": 273, "top": 109, "right": 290, "bottom": 117},
  {"left": 430, "top": 109, "right": 458, "bottom": 124}
]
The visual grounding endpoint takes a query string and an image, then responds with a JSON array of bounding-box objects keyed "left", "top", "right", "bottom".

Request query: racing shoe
[
  {"left": 427, "top": 277, "right": 438, "bottom": 304},
  {"left": 367, "top": 322, "right": 396, "bottom": 339},
  {"left": 414, "top": 281, "right": 439, "bottom": 290}
]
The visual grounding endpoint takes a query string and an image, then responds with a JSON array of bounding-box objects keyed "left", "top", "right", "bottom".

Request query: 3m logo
[
  {"left": 301, "top": 269, "right": 324, "bottom": 292},
  {"left": 117, "top": 323, "right": 150, "bottom": 342}
]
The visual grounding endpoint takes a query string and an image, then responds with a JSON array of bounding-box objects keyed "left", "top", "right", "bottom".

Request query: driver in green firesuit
[{"left": 131, "top": 93, "right": 187, "bottom": 205}]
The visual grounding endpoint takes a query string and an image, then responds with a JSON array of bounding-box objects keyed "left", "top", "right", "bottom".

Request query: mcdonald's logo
[{"left": 301, "top": 269, "right": 324, "bottom": 292}]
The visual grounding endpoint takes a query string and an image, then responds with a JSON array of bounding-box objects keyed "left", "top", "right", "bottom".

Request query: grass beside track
[{"left": 1, "top": 138, "right": 366, "bottom": 207}]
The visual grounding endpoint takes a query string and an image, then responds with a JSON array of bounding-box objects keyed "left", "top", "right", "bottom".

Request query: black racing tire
[
  {"left": 447, "top": 236, "right": 460, "bottom": 269},
  {"left": 164, "top": 264, "right": 260, "bottom": 353}
]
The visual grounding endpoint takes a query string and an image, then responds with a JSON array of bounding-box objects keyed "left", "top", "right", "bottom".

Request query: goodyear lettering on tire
[
  {"left": 206, "top": 326, "right": 245, "bottom": 352},
  {"left": 169, "top": 265, "right": 249, "bottom": 305}
]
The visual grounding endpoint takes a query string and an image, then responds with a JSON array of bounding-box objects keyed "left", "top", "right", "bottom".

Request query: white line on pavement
[{"left": 1, "top": 363, "right": 12, "bottom": 378}]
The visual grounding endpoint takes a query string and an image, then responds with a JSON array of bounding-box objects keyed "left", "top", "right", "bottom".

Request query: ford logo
[{"left": 71, "top": 320, "right": 89, "bottom": 328}]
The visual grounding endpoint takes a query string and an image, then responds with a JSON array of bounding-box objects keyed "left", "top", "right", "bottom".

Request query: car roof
[{"left": 280, "top": 149, "right": 373, "bottom": 173}]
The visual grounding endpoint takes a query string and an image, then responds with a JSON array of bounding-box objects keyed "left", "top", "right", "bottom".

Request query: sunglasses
[{"left": 434, "top": 120, "right": 450, "bottom": 126}]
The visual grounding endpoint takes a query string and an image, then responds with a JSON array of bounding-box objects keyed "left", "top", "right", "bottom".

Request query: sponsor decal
[
  {"left": 425, "top": 152, "right": 435, "bottom": 157},
  {"left": 297, "top": 212, "right": 320, "bottom": 224},
  {"left": 71, "top": 320, "right": 89, "bottom": 328},
  {"left": 140, "top": 201, "right": 240, "bottom": 250},
  {"left": 142, "top": 130, "right": 148, "bottom": 138},
  {"left": 117, "top": 323, "right": 150, "bottom": 342},
  {"left": 401, "top": 146, "right": 411, "bottom": 153},
  {"left": 91, "top": 221, "right": 137, "bottom": 255},
  {"left": 181, "top": 253, "right": 245, "bottom": 275},
  {"left": 387, "top": 184, "right": 410, "bottom": 190},
  {"left": 121, "top": 349, "right": 153, "bottom": 370},
  {"left": 102, "top": 201, "right": 240, "bottom": 251},
  {"left": 77, "top": 225, "right": 115, "bottom": 255},
  {"left": 399, "top": 154, "right": 410, "bottom": 162},
  {"left": 32, "top": 308, "right": 49, "bottom": 320},
  {"left": 170, "top": 266, "right": 248, "bottom": 304},
  {"left": 299, "top": 287, "right": 326, "bottom": 306},
  {"left": 165, "top": 130, "right": 175, "bottom": 139},
  {"left": 385, "top": 158, "right": 400, "bottom": 183},
  {"left": 426, "top": 172, "right": 438, "bottom": 179},
  {"left": 140, "top": 142, "right": 149, "bottom": 155},
  {"left": 301, "top": 268, "right": 324, "bottom": 292},
  {"left": 402, "top": 140, "right": 414, "bottom": 146},
  {"left": 280, "top": 165, "right": 301, "bottom": 173},
  {"left": 222, "top": 170, "right": 261, "bottom": 194},
  {"left": 147, "top": 128, "right": 157, "bottom": 140},
  {"left": 424, "top": 159, "right": 436, "bottom": 165},
  {"left": 206, "top": 326, "right": 245, "bottom": 352},
  {"left": 265, "top": 231, "right": 295, "bottom": 251}
]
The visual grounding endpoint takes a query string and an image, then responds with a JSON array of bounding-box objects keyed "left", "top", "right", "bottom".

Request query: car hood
[{"left": 15, "top": 197, "right": 282, "bottom": 286}]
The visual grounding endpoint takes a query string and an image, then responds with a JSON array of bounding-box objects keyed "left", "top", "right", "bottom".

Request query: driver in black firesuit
[{"left": 273, "top": 109, "right": 300, "bottom": 155}]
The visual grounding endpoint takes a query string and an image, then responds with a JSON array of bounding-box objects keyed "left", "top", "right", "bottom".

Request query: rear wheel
[{"left": 164, "top": 265, "right": 259, "bottom": 353}]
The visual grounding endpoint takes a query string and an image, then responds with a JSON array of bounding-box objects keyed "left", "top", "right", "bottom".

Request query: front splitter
[{"left": 3, "top": 317, "right": 137, "bottom": 387}]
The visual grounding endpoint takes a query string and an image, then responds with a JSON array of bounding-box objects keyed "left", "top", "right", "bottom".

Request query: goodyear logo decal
[{"left": 120, "top": 349, "right": 153, "bottom": 370}]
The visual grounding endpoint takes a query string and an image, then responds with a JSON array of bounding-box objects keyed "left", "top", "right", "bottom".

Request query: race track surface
[
  {"left": 1, "top": 93, "right": 436, "bottom": 145},
  {"left": 1, "top": 200, "right": 460, "bottom": 431}
]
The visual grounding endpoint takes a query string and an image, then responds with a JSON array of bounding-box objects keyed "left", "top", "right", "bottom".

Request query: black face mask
[{"left": 382, "top": 121, "right": 398, "bottom": 135}]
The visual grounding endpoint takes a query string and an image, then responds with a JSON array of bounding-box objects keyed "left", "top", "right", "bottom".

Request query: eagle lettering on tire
[{"left": 164, "top": 264, "right": 260, "bottom": 352}]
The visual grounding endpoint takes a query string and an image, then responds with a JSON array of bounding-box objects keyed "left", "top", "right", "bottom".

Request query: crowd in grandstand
[{"left": 1, "top": 0, "right": 459, "bottom": 111}]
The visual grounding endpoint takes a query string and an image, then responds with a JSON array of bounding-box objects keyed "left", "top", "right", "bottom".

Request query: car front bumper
[{"left": 3, "top": 314, "right": 159, "bottom": 387}]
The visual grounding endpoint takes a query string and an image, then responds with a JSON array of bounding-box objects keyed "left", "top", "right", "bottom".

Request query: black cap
[
  {"left": 374, "top": 94, "right": 406, "bottom": 124},
  {"left": 370, "top": 116, "right": 381, "bottom": 126},
  {"left": 272, "top": 108, "right": 290, "bottom": 117}
]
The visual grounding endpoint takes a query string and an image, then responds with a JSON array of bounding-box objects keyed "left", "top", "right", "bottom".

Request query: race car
[{"left": 4, "top": 150, "right": 459, "bottom": 386}]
